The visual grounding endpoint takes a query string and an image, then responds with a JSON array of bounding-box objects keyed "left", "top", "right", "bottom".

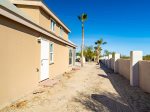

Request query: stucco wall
[
  {"left": 39, "top": 8, "right": 50, "bottom": 31},
  {"left": 48, "top": 39, "right": 72, "bottom": 79},
  {"left": 16, "top": 5, "right": 40, "bottom": 24},
  {"left": 0, "top": 4, "right": 75, "bottom": 108},
  {"left": 118, "top": 59, "right": 130, "bottom": 80},
  {"left": 0, "top": 16, "right": 40, "bottom": 108},
  {"left": 55, "top": 23, "right": 69, "bottom": 40},
  {"left": 139, "top": 61, "right": 150, "bottom": 93},
  {"left": 63, "top": 30, "right": 69, "bottom": 40},
  {"left": 16, "top": 4, "right": 69, "bottom": 41}
]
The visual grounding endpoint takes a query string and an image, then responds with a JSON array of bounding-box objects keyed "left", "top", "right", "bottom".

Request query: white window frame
[
  {"left": 50, "top": 19, "right": 56, "bottom": 32},
  {"left": 49, "top": 42, "right": 54, "bottom": 64},
  {"left": 59, "top": 26, "right": 63, "bottom": 37}
]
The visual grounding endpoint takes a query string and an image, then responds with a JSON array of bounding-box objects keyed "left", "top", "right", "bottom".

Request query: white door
[{"left": 40, "top": 38, "right": 49, "bottom": 81}]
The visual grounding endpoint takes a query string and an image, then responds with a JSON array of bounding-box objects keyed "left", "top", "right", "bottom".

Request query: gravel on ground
[{"left": 1, "top": 62, "right": 150, "bottom": 112}]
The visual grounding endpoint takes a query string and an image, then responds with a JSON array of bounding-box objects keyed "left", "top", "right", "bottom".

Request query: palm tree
[
  {"left": 95, "top": 38, "right": 107, "bottom": 64},
  {"left": 84, "top": 46, "right": 95, "bottom": 62},
  {"left": 104, "top": 50, "right": 110, "bottom": 56},
  {"left": 78, "top": 13, "right": 88, "bottom": 67}
]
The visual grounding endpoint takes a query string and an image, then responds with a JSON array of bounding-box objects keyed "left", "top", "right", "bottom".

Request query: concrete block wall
[
  {"left": 110, "top": 58, "right": 114, "bottom": 70},
  {"left": 118, "top": 59, "right": 130, "bottom": 80},
  {"left": 139, "top": 61, "right": 150, "bottom": 93},
  {"left": 100, "top": 51, "right": 150, "bottom": 93},
  {"left": 130, "top": 51, "right": 143, "bottom": 86}
]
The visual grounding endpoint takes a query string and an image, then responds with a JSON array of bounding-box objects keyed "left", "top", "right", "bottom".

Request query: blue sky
[{"left": 44, "top": 0, "right": 150, "bottom": 56}]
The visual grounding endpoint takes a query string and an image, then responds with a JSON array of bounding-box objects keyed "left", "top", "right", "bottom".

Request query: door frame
[{"left": 40, "top": 38, "right": 50, "bottom": 81}]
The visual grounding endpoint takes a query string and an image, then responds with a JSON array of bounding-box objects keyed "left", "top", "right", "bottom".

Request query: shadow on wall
[
  {"left": 99, "top": 62, "right": 150, "bottom": 112},
  {"left": 73, "top": 92, "right": 132, "bottom": 112}
]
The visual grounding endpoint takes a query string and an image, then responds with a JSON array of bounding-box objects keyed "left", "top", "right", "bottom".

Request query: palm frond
[
  {"left": 78, "top": 16, "right": 81, "bottom": 20},
  {"left": 82, "top": 13, "right": 88, "bottom": 21},
  {"left": 78, "top": 13, "right": 88, "bottom": 22},
  {"left": 103, "top": 42, "right": 107, "bottom": 45}
]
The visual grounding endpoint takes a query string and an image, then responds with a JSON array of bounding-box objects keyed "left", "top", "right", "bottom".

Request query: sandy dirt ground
[{"left": 1, "top": 62, "right": 150, "bottom": 112}]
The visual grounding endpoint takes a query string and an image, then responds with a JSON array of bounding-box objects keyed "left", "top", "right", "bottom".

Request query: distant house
[{"left": 0, "top": 0, "right": 76, "bottom": 109}]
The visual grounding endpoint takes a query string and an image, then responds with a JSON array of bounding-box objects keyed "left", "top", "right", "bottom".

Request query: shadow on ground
[
  {"left": 91, "top": 94, "right": 131, "bottom": 112},
  {"left": 97, "top": 74, "right": 108, "bottom": 79},
  {"left": 98, "top": 63, "right": 150, "bottom": 112},
  {"left": 73, "top": 91, "right": 132, "bottom": 112},
  {"left": 72, "top": 63, "right": 150, "bottom": 112}
]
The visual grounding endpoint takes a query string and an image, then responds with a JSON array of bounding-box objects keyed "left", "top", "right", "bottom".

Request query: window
[
  {"left": 60, "top": 27, "right": 63, "bottom": 37},
  {"left": 69, "top": 49, "right": 73, "bottom": 65},
  {"left": 50, "top": 43, "right": 54, "bottom": 63},
  {"left": 51, "top": 19, "right": 55, "bottom": 32}
]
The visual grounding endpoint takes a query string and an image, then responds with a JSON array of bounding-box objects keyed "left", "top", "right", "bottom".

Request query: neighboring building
[{"left": 0, "top": 0, "right": 76, "bottom": 109}]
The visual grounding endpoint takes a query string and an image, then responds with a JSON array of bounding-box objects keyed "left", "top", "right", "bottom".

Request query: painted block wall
[
  {"left": 118, "top": 59, "right": 130, "bottom": 80},
  {"left": 139, "top": 61, "right": 150, "bottom": 93}
]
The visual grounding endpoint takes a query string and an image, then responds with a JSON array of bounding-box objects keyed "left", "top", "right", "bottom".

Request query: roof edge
[
  {"left": 0, "top": 5, "right": 76, "bottom": 48},
  {"left": 11, "top": 0, "right": 71, "bottom": 33}
]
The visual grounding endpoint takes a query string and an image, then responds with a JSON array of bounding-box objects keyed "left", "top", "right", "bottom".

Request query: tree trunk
[{"left": 81, "top": 23, "right": 84, "bottom": 67}]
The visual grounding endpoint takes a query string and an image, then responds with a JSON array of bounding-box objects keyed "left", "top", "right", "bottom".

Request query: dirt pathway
[{"left": 0, "top": 63, "right": 136, "bottom": 112}]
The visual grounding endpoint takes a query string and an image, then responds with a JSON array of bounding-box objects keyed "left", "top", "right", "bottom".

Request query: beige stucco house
[{"left": 0, "top": 0, "right": 76, "bottom": 109}]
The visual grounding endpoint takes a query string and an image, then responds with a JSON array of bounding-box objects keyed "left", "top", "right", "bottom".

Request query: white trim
[
  {"left": 40, "top": 38, "right": 50, "bottom": 81},
  {"left": 49, "top": 42, "right": 54, "bottom": 64},
  {"left": 50, "top": 19, "right": 56, "bottom": 32},
  {"left": 0, "top": 6, "right": 77, "bottom": 48},
  {"left": 11, "top": 0, "right": 71, "bottom": 33}
]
